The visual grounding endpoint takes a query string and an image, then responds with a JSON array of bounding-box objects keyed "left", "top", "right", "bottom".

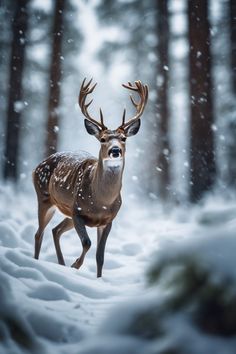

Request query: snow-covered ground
[{"left": 1, "top": 184, "right": 236, "bottom": 353}]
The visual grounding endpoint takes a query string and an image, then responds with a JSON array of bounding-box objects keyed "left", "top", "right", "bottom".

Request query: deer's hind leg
[
  {"left": 34, "top": 199, "right": 55, "bottom": 260},
  {"left": 52, "top": 217, "right": 74, "bottom": 265}
]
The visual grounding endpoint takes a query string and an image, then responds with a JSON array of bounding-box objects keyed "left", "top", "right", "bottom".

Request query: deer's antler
[
  {"left": 119, "top": 80, "right": 148, "bottom": 130},
  {"left": 78, "top": 78, "right": 107, "bottom": 130}
]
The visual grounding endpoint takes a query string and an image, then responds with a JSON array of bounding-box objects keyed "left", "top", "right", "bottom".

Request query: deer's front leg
[
  {"left": 96, "top": 223, "right": 112, "bottom": 278},
  {"left": 71, "top": 214, "right": 91, "bottom": 269}
]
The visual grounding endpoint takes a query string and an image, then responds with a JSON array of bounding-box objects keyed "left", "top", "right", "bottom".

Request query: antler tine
[
  {"left": 122, "top": 82, "right": 138, "bottom": 91},
  {"left": 119, "top": 80, "right": 148, "bottom": 129},
  {"left": 78, "top": 78, "right": 107, "bottom": 129},
  {"left": 122, "top": 109, "right": 126, "bottom": 126},
  {"left": 99, "top": 108, "right": 105, "bottom": 127}
]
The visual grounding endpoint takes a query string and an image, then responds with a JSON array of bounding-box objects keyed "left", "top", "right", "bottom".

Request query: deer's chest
[{"left": 75, "top": 198, "right": 121, "bottom": 227}]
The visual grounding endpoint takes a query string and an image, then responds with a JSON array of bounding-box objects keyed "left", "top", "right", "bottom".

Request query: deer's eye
[
  {"left": 100, "top": 137, "right": 106, "bottom": 143},
  {"left": 121, "top": 137, "right": 126, "bottom": 142}
]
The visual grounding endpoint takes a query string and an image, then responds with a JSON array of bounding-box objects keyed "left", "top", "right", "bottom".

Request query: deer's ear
[
  {"left": 124, "top": 119, "right": 141, "bottom": 137},
  {"left": 84, "top": 119, "right": 101, "bottom": 138}
]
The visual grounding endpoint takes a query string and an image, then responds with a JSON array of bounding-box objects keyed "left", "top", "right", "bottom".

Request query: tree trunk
[
  {"left": 228, "top": 0, "right": 236, "bottom": 188},
  {"left": 3, "top": 0, "right": 29, "bottom": 181},
  {"left": 156, "top": 0, "right": 171, "bottom": 201},
  {"left": 45, "top": 0, "right": 65, "bottom": 157},
  {"left": 230, "top": 0, "right": 236, "bottom": 94},
  {"left": 188, "top": 0, "right": 216, "bottom": 202}
]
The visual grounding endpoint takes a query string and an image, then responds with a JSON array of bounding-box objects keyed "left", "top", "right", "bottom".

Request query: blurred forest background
[
  {"left": 0, "top": 0, "right": 235, "bottom": 204},
  {"left": 1, "top": 2, "right": 236, "bottom": 352}
]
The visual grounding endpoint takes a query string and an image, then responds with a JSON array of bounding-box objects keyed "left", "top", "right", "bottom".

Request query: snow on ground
[{"left": 1, "top": 184, "right": 236, "bottom": 353}]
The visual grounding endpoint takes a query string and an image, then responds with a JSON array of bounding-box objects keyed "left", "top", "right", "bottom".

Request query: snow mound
[{"left": 0, "top": 222, "right": 21, "bottom": 248}]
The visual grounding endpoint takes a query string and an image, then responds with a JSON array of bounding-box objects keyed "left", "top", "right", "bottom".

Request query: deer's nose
[{"left": 109, "top": 146, "right": 122, "bottom": 158}]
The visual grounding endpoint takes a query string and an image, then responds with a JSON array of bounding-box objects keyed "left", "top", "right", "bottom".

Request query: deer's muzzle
[{"left": 109, "top": 146, "right": 122, "bottom": 158}]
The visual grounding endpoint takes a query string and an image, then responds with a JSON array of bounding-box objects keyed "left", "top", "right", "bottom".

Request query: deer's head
[{"left": 78, "top": 79, "right": 148, "bottom": 166}]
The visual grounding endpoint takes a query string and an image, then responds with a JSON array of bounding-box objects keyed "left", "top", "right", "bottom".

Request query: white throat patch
[{"left": 103, "top": 157, "right": 123, "bottom": 171}]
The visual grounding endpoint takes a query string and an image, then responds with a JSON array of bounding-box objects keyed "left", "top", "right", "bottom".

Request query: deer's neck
[{"left": 92, "top": 154, "right": 124, "bottom": 205}]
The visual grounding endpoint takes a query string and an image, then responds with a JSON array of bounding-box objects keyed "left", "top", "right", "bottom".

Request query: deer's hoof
[{"left": 71, "top": 261, "right": 81, "bottom": 269}]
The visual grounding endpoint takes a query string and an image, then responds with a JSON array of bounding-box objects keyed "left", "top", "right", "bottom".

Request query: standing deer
[{"left": 33, "top": 79, "right": 148, "bottom": 277}]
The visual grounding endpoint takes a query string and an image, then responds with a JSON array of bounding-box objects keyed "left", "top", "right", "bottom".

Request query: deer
[{"left": 32, "top": 79, "right": 148, "bottom": 277}]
